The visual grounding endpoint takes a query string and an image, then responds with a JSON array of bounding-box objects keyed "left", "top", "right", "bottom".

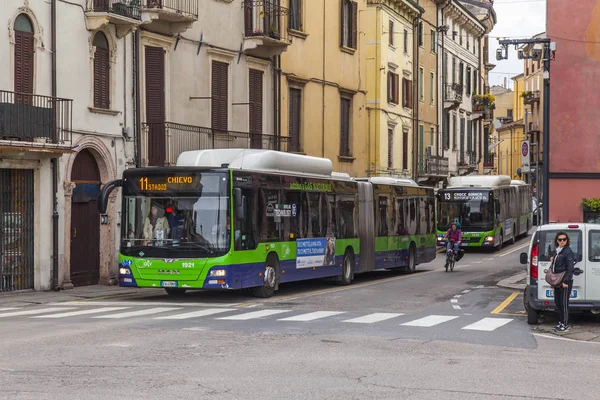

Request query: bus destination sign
[
  {"left": 136, "top": 175, "right": 202, "bottom": 192},
  {"left": 444, "top": 191, "right": 489, "bottom": 201}
]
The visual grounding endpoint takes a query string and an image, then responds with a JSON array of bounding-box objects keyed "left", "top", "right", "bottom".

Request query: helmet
[{"left": 455, "top": 221, "right": 462, "bottom": 229}]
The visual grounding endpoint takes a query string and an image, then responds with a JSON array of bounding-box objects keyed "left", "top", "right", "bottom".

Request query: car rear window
[{"left": 537, "top": 229, "right": 582, "bottom": 262}]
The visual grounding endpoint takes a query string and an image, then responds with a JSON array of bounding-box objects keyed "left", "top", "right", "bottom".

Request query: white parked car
[{"left": 520, "top": 223, "right": 600, "bottom": 325}]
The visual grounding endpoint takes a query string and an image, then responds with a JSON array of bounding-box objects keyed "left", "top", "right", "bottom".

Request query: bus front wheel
[{"left": 251, "top": 257, "right": 279, "bottom": 298}]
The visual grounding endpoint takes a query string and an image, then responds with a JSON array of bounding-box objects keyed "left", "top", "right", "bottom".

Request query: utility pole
[{"left": 496, "top": 37, "right": 555, "bottom": 225}]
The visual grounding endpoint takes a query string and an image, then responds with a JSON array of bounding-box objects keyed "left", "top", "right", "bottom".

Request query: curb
[{"left": 497, "top": 271, "right": 527, "bottom": 290}]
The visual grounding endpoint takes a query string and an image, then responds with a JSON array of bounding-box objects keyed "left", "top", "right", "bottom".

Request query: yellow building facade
[
  {"left": 279, "top": 0, "right": 368, "bottom": 177},
  {"left": 495, "top": 121, "right": 524, "bottom": 178},
  {"left": 363, "top": 0, "right": 423, "bottom": 177}
]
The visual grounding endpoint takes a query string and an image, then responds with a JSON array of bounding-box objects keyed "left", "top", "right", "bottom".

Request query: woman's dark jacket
[{"left": 553, "top": 246, "right": 575, "bottom": 282}]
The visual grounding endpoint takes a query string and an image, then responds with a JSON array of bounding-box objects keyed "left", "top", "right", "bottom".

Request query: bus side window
[
  {"left": 327, "top": 194, "right": 336, "bottom": 237},
  {"left": 235, "top": 188, "right": 257, "bottom": 251}
]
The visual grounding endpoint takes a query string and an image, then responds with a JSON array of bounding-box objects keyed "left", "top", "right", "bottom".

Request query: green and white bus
[
  {"left": 436, "top": 175, "right": 532, "bottom": 250},
  {"left": 98, "top": 149, "right": 437, "bottom": 297}
]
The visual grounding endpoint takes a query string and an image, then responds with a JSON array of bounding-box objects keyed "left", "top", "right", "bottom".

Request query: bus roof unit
[
  {"left": 356, "top": 176, "right": 419, "bottom": 187},
  {"left": 510, "top": 180, "right": 528, "bottom": 186},
  {"left": 447, "top": 175, "right": 511, "bottom": 188},
  {"left": 176, "top": 149, "right": 334, "bottom": 177}
]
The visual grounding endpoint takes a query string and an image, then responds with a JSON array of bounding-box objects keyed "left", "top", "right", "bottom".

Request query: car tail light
[
  {"left": 568, "top": 225, "right": 579, "bottom": 229},
  {"left": 530, "top": 243, "right": 538, "bottom": 279}
]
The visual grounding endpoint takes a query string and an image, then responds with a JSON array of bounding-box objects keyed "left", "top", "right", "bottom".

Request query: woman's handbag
[{"left": 545, "top": 257, "right": 565, "bottom": 288}]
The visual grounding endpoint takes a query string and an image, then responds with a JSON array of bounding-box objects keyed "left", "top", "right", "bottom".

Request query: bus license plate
[
  {"left": 545, "top": 289, "right": 577, "bottom": 299},
  {"left": 161, "top": 281, "right": 178, "bottom": 288}
]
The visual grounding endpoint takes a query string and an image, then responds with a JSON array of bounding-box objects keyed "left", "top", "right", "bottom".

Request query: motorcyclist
[{"left": 443, "top": 222, "right": 462, "bottom": 268}]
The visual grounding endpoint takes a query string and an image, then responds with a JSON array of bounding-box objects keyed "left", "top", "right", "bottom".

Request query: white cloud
[{"left": 487, "top": 0, "right": 546, "bottom": 88}]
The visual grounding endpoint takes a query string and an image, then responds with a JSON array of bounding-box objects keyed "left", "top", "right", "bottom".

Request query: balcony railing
[
  {"left": 425, "top": 156, "right": 449, "bottom": 176},
  {"left": 444, "top": 83, "right": 463, "bottom": 104},
  {"left": 92, "top": 0, "right": 141, "bottom": 19},
  {"left": 143, "top": 0, "right": 197, "bottom": 18},
  {"left": 244, "top": 0, "right": 290, "bottom": 43},
  {"left": 0, "top": 91, "right": 73, "bottom": 145},
  {"left": 141, "top": 122, "right": 289, "bottom": 166},
  {"left": 523, "top": 90, "right": 540, "bottom": 105}
]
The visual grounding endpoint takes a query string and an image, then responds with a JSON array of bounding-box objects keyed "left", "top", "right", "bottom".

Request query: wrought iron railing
[
  {"left": 444, "top": 83, "right": 463, "bottom": 104},
  {"left": 143, "top": 0, "right": 197, "bottom": 18},
  {"left": 425, "top": 156, "right": 449, "bottom": 176},
  {"left": 0, "top": 90, "right": 73, "bottom": 145},
  {"left": 243, "top": 0, "right": 290, "bottom": 43},
  {"left": 92, "top": 0, "right": 141, "bottom": 19},
  {"left": 523, "top": 90, "right": 540, "bottom": 105},
  {"left": 141, "top": 122, "right": 289, "bottom": 166}
]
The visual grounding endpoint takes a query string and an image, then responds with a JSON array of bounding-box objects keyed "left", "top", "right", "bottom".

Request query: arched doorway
[{"left": 70, "top": 149, "right": 101, "bottom": 286}]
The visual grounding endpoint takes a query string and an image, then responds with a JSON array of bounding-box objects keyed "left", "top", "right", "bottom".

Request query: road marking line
[
  {"left": 452, "top": 305, "right": 461, "bottom": 310},
  {"left": 93, "top": 307, "right": 182, "bottom": 319},
  {"left": 487, "top": 258, "right": 495, "bottom": 261},
  {"left": 154, "top": 308, "right": 237, "bottom": 320},
  {"left": 491, "top": 292, "right": 520, "bottom": 315},
  {"left": 33, "top": 307, "right": 131, "bottom": 319},
  {"left": 461, "top": 290, "right": 471, "bottom": 294},
  {"left": 342, "top": 313, "right": 404, "bottom": 324},
  {"left": 475, "top": 285, "right": 484, "bottom": 289},
  {"left": 451, "top": 299, "right": 458, "bottom": 303},
  {"left": 0, "top": 308, "right": 77, "bottom": 318},
  {"left": 453, "top": 295, "right": 462, "bottom": 298},
  {"left": 401, "top": 315, "right": 459, "bottom": 327},
  {"left": 47, "top": 301, "right": 241, "bottom": 308},
  {"left": 496, "top": 242, "right": 529, "bottom": 257},
  {"left": 0, "top": 308, "right": 18, "bottom": 312},
  {"left": 474, "top": 261, "right": 483, "bottom": 264},
  {"left": 278, "top": 311, "right": 345, "bottom": 322},
  {"left": 462, "top": 317, "right": 513, "bottom": 331},
  {"left": 217, "top": 309, "right": 291, "bottom": 320}
]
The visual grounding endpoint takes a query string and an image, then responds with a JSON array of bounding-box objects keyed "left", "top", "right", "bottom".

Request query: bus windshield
[
  {"left": 120, "top": 172, "right": 230, "bottom": 258},
  {"left": 437, "top": 191, "right": 494, "bottom": 231}
]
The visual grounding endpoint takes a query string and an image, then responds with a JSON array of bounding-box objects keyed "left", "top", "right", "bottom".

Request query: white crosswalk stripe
[
  {"left": 0, "top": 308, "right": 78, "bottom": 318},
  {"left": 461, "top": 317, "right": 513, "bottom": 332},
  {"left": 0, "top": 308, "right": 18, "bottom": 312},
  {"left": 32, "top": 307, "right": 131, "bottom": 319},
  {"left": 278, "top": 311, "right": 345, "bottom": 322},
  {"left": 217, "top": 309, "right": 291, "bottom": 320},
  {"left": 92, "top": 307, "right": 182, "bottom": 319},
  {"left": 401, "top": 315, "right": 459, "bottom": 327},
  {"left": 342, "top": 313, "right": 404, "bottom": 324},
  {"left": 155, "top": 308, "right": 236, "bottom": 320}
]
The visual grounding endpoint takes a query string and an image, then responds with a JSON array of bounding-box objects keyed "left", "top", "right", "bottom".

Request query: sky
[{"left": 486, "top": 0, "right": 547, "bottom": 89}]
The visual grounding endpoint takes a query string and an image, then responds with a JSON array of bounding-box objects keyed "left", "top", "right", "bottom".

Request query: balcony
[
  {"left": 140, "top": 122, "right": 289, "bottom": 166},
  {"left": 484, "top": 152, "right": 495, "bottom": 173},
  {"left": 86, "top": 0, "right": 142, "bottom": 38},
  {"left": 0, "top": 90, "right": 73, "bottom": 151},
  {"left": 443, "top": 83, "right": 463, "bottom": 110},
  {"left": 243, "top": 0, "right": 291, "bottom": 58},
  {"left": 471, "top": 94, "right": 495, "bottom": 119},
  {"left": 425, "top": 155, "right": 449, "bottom": 177},
  {"left": 522, "top": 90, "right": 540, "bottom": 105},
  {"left": 528, "top": 121, "right": 540, "bottom": 132},
  {"left": 140, "top": 0, "right": 198, "bottom": 35}
]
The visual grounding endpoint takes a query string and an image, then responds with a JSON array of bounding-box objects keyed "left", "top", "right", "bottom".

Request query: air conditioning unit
[{"left": 426, "top": 145, "right": 435, "bottom": 158}]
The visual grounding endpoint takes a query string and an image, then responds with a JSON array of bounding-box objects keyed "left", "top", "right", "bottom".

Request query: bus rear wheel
[
  {"left": 339, "top": 251, "right": 354, "bottom": 285},
  {"left": 251, "top": 257, "right": 279, "bottom": 298},
  {"left": 407, "top": 245, "right": 416, "bottom": 273},
  {"left": 165, "top": 288, "right": 187, "bottom": 296}
]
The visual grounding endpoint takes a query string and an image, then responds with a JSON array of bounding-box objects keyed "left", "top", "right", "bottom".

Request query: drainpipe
[
  {"left": 134, "top": 30, "right": 141, "bottom": 167},
  {"left": 439, "top": 0, "right": 450, "bottom": 160},
  {"left": 277, "top": 54, "right": 282, "bottom": 150},
  {"left": 51, "top": 0, "right": 59, "bottom": 291},
  {"left": 321, "top": 0, "right": 326, "bottom": 158},
  {"left": 413, "top": 16, "right": 420, "bottom": 181},
  {"left": 272, "top": 55, "right": 277, "bottom": 149}
]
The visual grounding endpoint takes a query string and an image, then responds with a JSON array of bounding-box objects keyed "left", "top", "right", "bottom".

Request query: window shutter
[
  {"left": 340, "top": 0, "right": 345, "bottom": 47},
  {"left": 388, "top": 129, "right": 393, "bottom": 169},
  {"left": 340, "top": 98, "right": 350, "bottom": 157},
  {"left": 94, "top": 47, "right": 110, "bottom": 109},
  {"left": 14, "top": 30, "right": 34, "bottom": 101},
  {"left": 389, "top": 20, "right": 393, "bottom": 46},
  {"left": 249, "top": 69, "right": 263, "bottom": 148},
  {"left": 351, "top": 1, "right": 358, "bottom": 49},
  {"left": 408, "top": 79, "right": 414, "bottom": 109},
  {"left": 144, "top": 46, "right": 166, "bottom": 166},
  {"left": 212, "top": 61, "right": 228, "bottom": 133},
  {"left": 289, "top": 88, "right": 301, "bottom": 152},
  {"left": 394, "top": 74, "right": 399, "bottom": 105},
  {"left": 387, "top": 72, "right": 392, "bottom": 103}
]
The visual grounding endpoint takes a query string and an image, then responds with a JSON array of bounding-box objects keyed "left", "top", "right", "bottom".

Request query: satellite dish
[{"left": 492, "top": 119, "right": 503, "bottom": 130}]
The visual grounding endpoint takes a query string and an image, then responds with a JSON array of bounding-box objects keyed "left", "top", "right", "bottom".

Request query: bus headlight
[
  {"left": 119, "top": 268, "right": 131, "bottom": 275},
  {"left": 485, "top": 236, "right": 494, "bottom": 242},
  {"left": 209, "top": 269, "right": 227, "bottom": 277}
]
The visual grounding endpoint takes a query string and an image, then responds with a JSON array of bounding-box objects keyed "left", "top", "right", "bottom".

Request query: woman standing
[{"left": 551, "top": 231, "right": 575, "bottom": 333}]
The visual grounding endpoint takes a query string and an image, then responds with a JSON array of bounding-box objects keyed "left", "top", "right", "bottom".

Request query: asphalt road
[{"left": 2, "top": 235, "right": 597, "bottom": 399}]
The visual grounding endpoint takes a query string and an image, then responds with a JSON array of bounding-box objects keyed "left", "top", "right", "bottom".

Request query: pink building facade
[{"left": 547, "top": 0, "right": 600, "bottom": 223}]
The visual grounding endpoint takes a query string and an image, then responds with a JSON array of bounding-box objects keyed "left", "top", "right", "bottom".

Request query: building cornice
[
  {"left": 367, "top": 0, "right": 423, "bottom": 21},
  {"left": 445, "top": 0, "right": 486, "bottom": 38}
]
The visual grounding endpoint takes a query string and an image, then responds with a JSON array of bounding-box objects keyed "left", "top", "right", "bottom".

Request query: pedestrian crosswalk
[{"left": 0, "top": 304, "right": 517, "bottom": 333}]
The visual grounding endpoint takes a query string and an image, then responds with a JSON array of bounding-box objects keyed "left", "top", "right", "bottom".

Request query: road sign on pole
[{"left": 520, "top": 140, "right": 530, "bottom": 174}]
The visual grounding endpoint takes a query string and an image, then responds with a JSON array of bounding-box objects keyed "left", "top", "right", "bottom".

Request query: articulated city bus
[
  {"left": 436, "top": 175, "right": 532, "bottom": 250},
  {"left": 98, "top": 149, "right": 437, "bottom": 297}
]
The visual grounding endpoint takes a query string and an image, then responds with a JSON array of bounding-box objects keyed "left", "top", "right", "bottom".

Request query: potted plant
[{"left": 269, "top": 24, "right": 280, "bottom": 40}]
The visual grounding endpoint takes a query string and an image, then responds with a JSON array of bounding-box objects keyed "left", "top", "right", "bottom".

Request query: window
[
  {"left": 403, "top": 29, "right": 408, "bottom": 53},
  {"left": 387, "top": 71, "right": 399, "bottom": 104},
  {"left": 389, "top": 19, "right": 394, "bottom": 46},
  {"left": 466, "top": 66, "right": 471, "bottom": 95},
  {"left": 429, "top": 72, "right": 434, "bottom": 104},
  {"left": 430, "top": 29, "right": 437, "bottom": 53},
  {"left": 289, "top": 0, "right": 302, "bottom": 31},
  {"left": 402, "top": 129, "right": 409, "bottom": 170},
  {"left": 388, "top": 128, "right": 394, "bottom": 169},
  {"left": 402, "top": 78, "right": 413, "bottom": 108},
  {"left": 467, "top": 120, "right": 472, "bottom": 155},
  {"left": 340, "top": 96, "right": 352, "bottom": 157},
  {"left": 466, "top": 34, "right": 470, "bottom": 50},
  {"left": 460, "top": 117, "right": 465, "bottom": 163},
  {"left": 451, "top": 57, "right": 456, "bottom": 84},
  {"left": 459, "top": 62, "right": 464, "bottom": 87},
  {"left": 337, "top": 195, "right": 357, "bottom": 238},
  {"left": 14, "top": 14, "right": 34, "bottom": 98},
  {"left": 248, "top": 69, "right": 263, "bottom": 147},
  {"left": 377, "top": 196, "right": 390, "bottom": 236},
  {"left": 288, "top": 87, "right": 302, "bottom": 152},
  {"left": 419, "top": 124, "right": 424, "bottom": 172},
  {"left": 473, "top": 69, "right": 478, "bottom": 95},
  {"left": 418, "top": 22, "right": 423, "bottom": 47},
  {"left": 341, "top": 0, "right": 358, "bottom": 49},
  {"left": 459, "top": 28, "right": 462, "bottom": 45},
  {"left": 418, "top": 68, "right": 424, "bottom": 102},
  {"left": 430, "top": 127, "right": 434, "bottom": 149},
  {"left": 93, "top": 32, "right": 110, "bottom": 109},
  {"left": 507, "top": 109, "right": 513, "bottom": 119},
  {"left": 452, "top": 114, "right": 457, "bottom": 150},
  {"left": 211, "top": 60, "right": 228, "bottom": 132}
]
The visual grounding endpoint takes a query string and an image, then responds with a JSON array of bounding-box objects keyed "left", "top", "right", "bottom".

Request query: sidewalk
[
  {"left": 0, "top": 285, "right": 163, "bottom": 308},
  {"left": 496, "top": 271, "right": 526, "bottom": 290}
]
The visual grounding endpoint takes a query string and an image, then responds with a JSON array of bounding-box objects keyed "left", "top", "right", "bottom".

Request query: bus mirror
[
  {"left": 233, "top": 188, "right": 246, "bottom": 220},
  {"left": 97, "top": 179, "right": 122, "bottom": 214}
]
